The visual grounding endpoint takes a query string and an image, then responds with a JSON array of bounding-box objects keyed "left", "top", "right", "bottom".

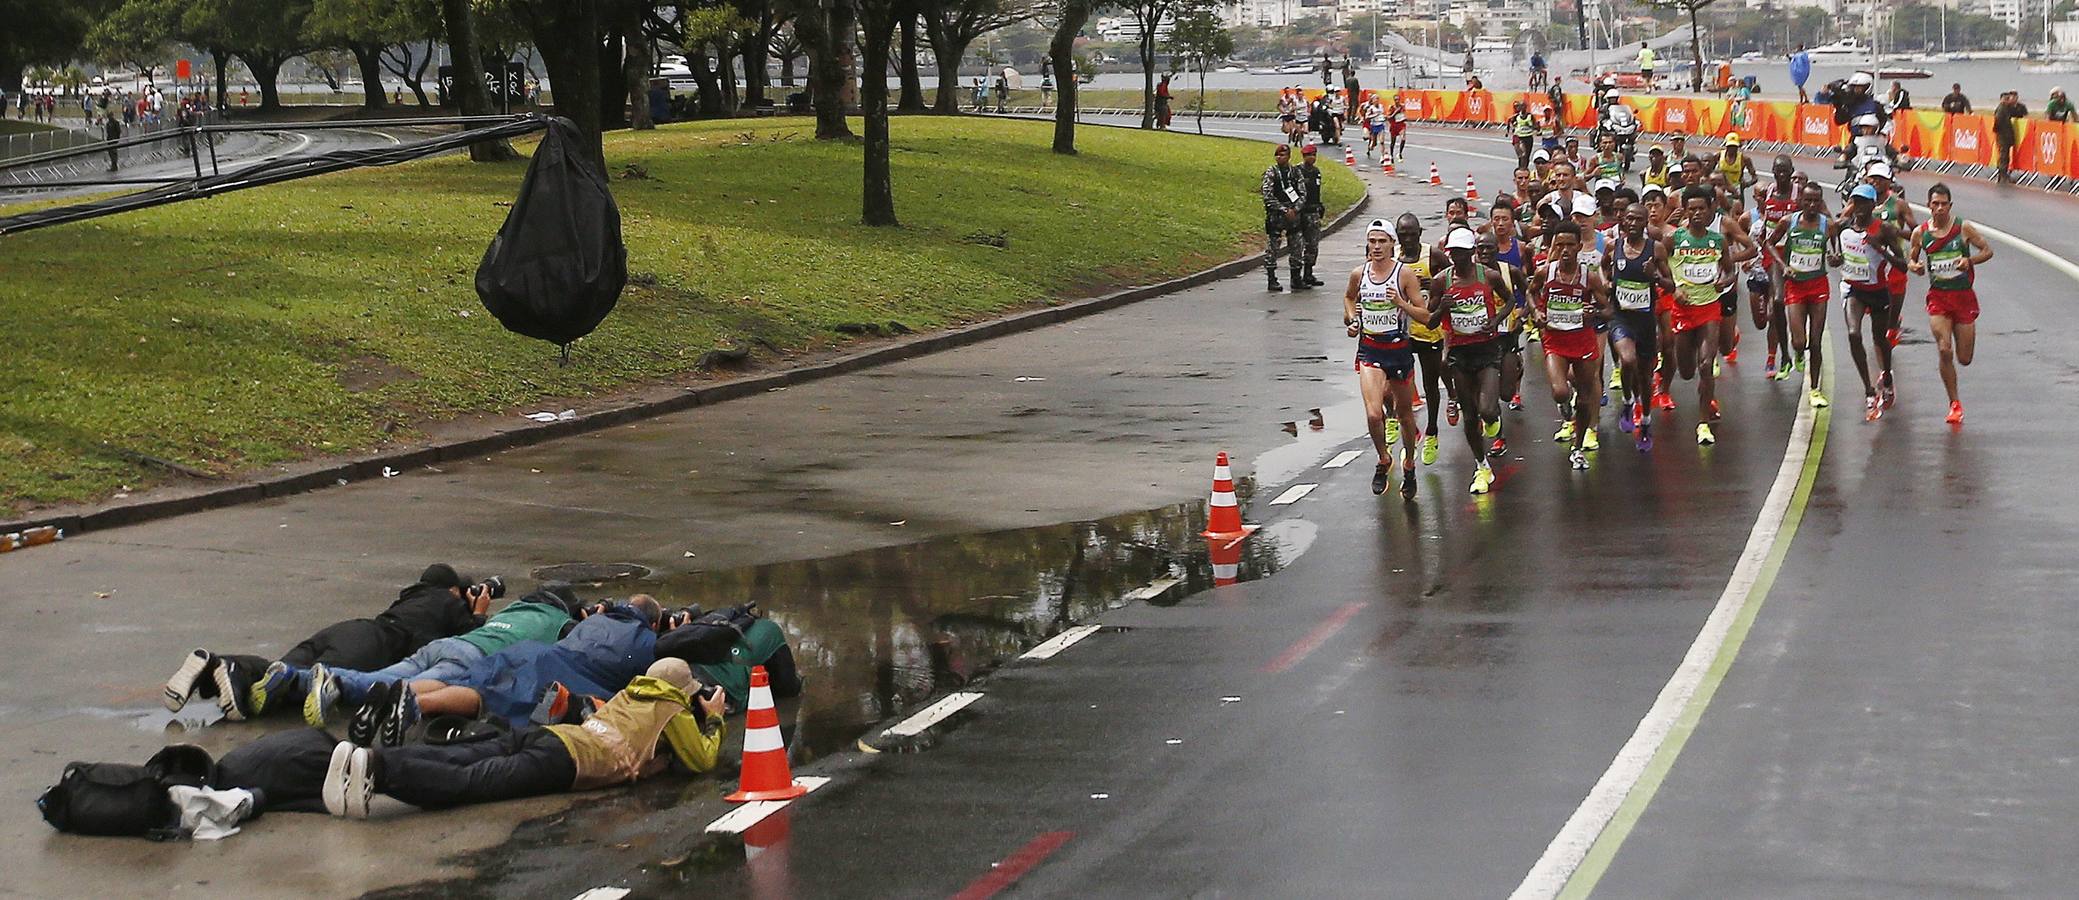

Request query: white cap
[
  {"left": 1642, "top": 183, "right": 1667, "bottom": 198},
  {"left": 1533, "top": 148, "right": 1552, "bottom": 162},
  {"left": 1848, "top": 71, "right": 1874, "bottom": 86},
  {"left": 1572, "top": 194, "right": 1599, "bottom": 217},
  {"left": 1592, "top": 178, "right": 1618, "bottom": 193},
  {"left": 1864, "top": 160, "right": 1894, "bottom": 180},
  {"left": 1853, "top": 113, "right": 1881, "bottom": 127},
  {"left": 1366, "top": 218, "right": 1393, "bottom": 236},
  {"left": 1445, "top": 227, "right": 1478, "bottom": 250}
]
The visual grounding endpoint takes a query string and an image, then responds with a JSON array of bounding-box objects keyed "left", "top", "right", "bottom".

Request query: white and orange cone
[
  {"left": 1344, "top": 145, "right": 1356, "bottom": 167},
  {"left": 1465, "top": 173, "right": 1480, "bottom": 201},
  {"left": 1205, "top": 535, "right": 1244, "bottom": 587},
  {"left": 1200, "top": 452, "right": 1255, "bottom": 541},
  {"left": 725, "top": 666, "right": 808, "bottom": 802},
  {"left": 1382, "top": 154, "right": 1395, "bottom": 176},
  {"left": 1428, "top": 162, "right": 1442, "bottom": 186}
]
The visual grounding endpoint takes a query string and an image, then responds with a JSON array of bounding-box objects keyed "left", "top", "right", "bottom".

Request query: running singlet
[
  {"left": 1784, "top": 216, "right": 1830, "bottom": 281},
  {"left": 1512, "top": 113, "right": 1537, "bottom": 138},
  {"left": 1403, "top": 252, "right": 1443, "bottom": 343},
  {"left": 1671, "top": 228, "right": 1726, "bottom": 307},
  {"left": 1917, "top": 222, "right": 1975, "bottom": 291},
  {"left": 1357, "top": 262, "right": 1411, "bottom": 345},
  {"left": 1716, "top": 151, "right": 1745, "bottom": 182},
  {"left": 1643, "top": 165, "right": 1671, "bottom": 188},
  {"left": 1595, "top": 155, "right": 1622, "bottom": 183},
  {"left": 1610, "top": 236, "right": 1656, "bottom": 311},
  {"left": 1838, "top": 221, "right": 1882, "bottom": 289},
  {"left": 1496, "top": 237, "right": 1528, "bottom": 310},
  {"left": 1575, "top": 229, "right": 1607, "bottom": 271},
  {"left": 1539, "top": 262, "right": 1589, "bottom": 331},
  {"left": 1440, "top": 267, "right": 1502, "bottom": 346},
  {"left": 1365, "top": 103, "right": 1385, "bottom": 126}
]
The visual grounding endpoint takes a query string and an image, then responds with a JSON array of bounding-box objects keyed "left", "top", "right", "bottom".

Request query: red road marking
[
  {"left": 952, "top": 831, "right": 1075, "bottom": 900},
  {"left": 1259, "top": 602, "right": 1364, "bottom": 673}
]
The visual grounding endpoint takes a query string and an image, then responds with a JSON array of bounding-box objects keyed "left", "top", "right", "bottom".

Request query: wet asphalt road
[{"left": 5, "top": 116, "right": 2076, "bottom": 898}]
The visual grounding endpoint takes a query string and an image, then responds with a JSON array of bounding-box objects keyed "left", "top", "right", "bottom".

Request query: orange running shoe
[
  {"left": 1725, "top": 348, "right": 1739, "bottom": 364},
  {"left": 1945, "top": 401, "right": 1964, "bottom": 425}
]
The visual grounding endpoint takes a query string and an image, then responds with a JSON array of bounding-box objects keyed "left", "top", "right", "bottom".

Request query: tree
[
  {"left": 307, "top": 0, "right": 442, "bottom": 109},
  {"left": 1048, "top": 0, "right": 1097, "bottom": 153},
  {"left": 439, "top": 0, "right": 518, "bottom": 160},
  {"left": 186, "top": 0, "right": 316, "bottom": 111},
  {"left": 1118, "top": 0, "right": 1206, "bottom": 128},
  {"left": 0, "top": 0, "right": 111, "bottom": 96},
  {"left": 920, "top": 0, "right": 1035, "bottom": 113},
  {"left": 1645, "top": 0, "right": 1715, "bottom": 93},
  {"left": 796, "top": 0, "right": 857, "bottom": 139},
  {"left": 85, "top": 0, "right": 179, "bottom": 84},
  {"left": 498, "top": 0, "right": 609, "bottom": 170},
  {"left": 1164, "top": 5, "right": 1227, "bottom": 135},
  {"left": 897, "top": 6, "right": 927, "bottom": 111},
  {"left": 771, "top": 25, "right": 805, "bottom": 85},
  {"left": 858, "top": 0, "right": 902, "bottom": 224}
]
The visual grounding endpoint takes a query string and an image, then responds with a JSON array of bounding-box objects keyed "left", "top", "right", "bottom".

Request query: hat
[
  {"left": 1642, "top": 183, "right": 1667, "bottom": 198},
  {"left": 1848, "top": 71, "right": 1874, "bottom": 87},
  {"left": 1592, "top": 178, "right": 1618, "bottom": 194},
  {"left": 1301, "top": 142, "right": 1318, "bottom": 155},
  {"left": 1533, "top": 148, "right": 1552, "bottom": 162},
  {"left": 1649, "top": 144, "right": 1667, "bottom": 154},
  {"left": 1366, "top": 217, "right": 1392, "bottom": 236},
  {"left": 1864, "top": 160, "right": 1894, "bottom": 180},
  {"left": 1445, "top": 227, "right": 1478, "bottom": 250},
  {"left": 1572, "top": 194, "right": 1599, "bottom": 217},
  {"left": 1725, "top": 132, "right": 1742, "bottom": 145},
  {"left": 419, "top": 563, "right": 466, "bottom": 591},
  {"left": 1851, "top": 183, "right": 1879, "bottom": 202}
]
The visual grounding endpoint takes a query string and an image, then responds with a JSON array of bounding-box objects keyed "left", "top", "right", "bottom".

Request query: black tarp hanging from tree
[{"left": 473, "top": 116, "right": 628, "bottom": 357}]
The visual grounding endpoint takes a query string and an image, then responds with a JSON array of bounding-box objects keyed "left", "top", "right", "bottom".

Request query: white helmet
[
  {"left": 1848, "top": 71, "right": 1875, "bottom": 87},
  {"left": 1853, "top": 113, "right": 1881, "bottom": 128}
]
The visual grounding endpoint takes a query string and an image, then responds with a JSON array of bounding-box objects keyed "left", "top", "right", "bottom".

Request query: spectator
[
  {"left": 994, "top": 72, "right": 1009, "bottom": 113},
  {"left": 1942, "top": 83, "right": 1972, "bottom": 114},
  {"left": 1994, "top": 90, "right": 2027, "bottom": 184},
  {"left": 1789, "top": 44, "right": 1811, "bottom": 104},
  {"left": 2047, "top": 87, "right": 2073, "bottom": 123},
  {"left": 103, "top": 115, "right": 121, "bottom": 171},
  {"left": 1637, "top": 43, "right": 1656, "bottom": 92},
  {"left": 1155, "top": 73, "right": 1172, "bottom": 129},
  {"left": 1888, "top": 81, "right": 1912, "bottom": 114},
  {"left": 1039, "top": 67, "right": 1053, "bottom": 109},
  {"left": 1530, "top": 51, "right": 1547, "bottom": 91}
]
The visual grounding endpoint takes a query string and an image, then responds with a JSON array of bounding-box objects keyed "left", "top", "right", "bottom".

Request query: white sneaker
[
  {"left": 164, "top": 649, "right": 212, "bottom": 712},
  {"left": 322, "top": 742, "right": 373, "bottom": 819}
]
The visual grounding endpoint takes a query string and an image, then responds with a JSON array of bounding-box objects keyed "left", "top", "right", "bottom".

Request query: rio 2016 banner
[{"left": 1375, "top": 88, "right": 2079, "bottom": 179}]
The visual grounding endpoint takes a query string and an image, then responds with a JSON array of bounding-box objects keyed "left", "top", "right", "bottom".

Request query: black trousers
[
  {"left": 220, "top": 618, "right": 407, "bottom": 683},
  {"left": 376, "top": 729, "right": 576, "bottom": 810}
]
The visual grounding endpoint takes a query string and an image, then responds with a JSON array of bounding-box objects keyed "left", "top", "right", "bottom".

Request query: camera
[{"left": 473, "top": 576, "right": 506, "bottom": 600}]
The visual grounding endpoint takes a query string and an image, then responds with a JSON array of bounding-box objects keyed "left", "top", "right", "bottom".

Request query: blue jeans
[{"left": 332, "top": 637, "right": 487, "bottom": 705}]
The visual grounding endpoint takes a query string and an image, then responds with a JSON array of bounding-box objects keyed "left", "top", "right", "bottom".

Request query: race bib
[
  {"left": 1679, "top": 261, "right": 1718, "bottom": 285},
  {"left": 1616, "top": 282, "right": 1652, "bottom": 310},
  {"left": 1789, "top": 250, "right": 1824, "bottom": 273},
  {"left": 1361, "top": 306, "right": 1402, "bottom": 334},
  {"left": 1451, "top": 306, "right": 1489, "bottom": 334},
  {"left": 1547, "top": 305, "right": 1585, "bottom": 329},
  {"left": 1841, "top": 257, "right": 1872, "bottom": 282},
  {"left": 1929, "top": 254, "right": 1965, "bottom": 278}
]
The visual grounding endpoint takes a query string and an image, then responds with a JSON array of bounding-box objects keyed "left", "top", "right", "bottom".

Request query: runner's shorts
[
  {"left": 1672, "top": 300, "right": 1720, "bottom": 333},
  {"left": 1541, "top": 326, "right": 1600, "bottom": 360},
  {"left": 1785, "top": 277, "right": 1829, "bottom": 306},
  {"left": 1926, "top": 287, "right": 1981, "bottom": 325},
  {"left": 1718, "top": 287, "right": 1739, "bottom": 318},
  {"left": 1847, "top": 285, "right": 1892, "bottom": 317},
  {"left": 1369, "top": 122, "right": 1385, "bottom": 137},
  {"left": 1446, "top": 339, "right": 1505, "bottom": 373},
  {"left": 1356, "top": 341, "right": 1416, "bottom": 379},
  {"left": 1612, "top": 309, "right": 1658, "bottom": 351},
  {"left": 1886, "top": 267, "right": 1908, "bottom": 296},
  {"left": 1390, "top": 121, "right": 1407, "bottom": 137}
]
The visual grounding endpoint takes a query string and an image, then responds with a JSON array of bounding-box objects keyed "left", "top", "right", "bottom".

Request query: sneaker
[
  {"left": 1725, "top": 348, "right": 1739, "bottom": 365},
  {"left": 1600, "top": 392, "right": 1609, "bottom": 407},
  {"left": 1469, "top": 465, "right": 1493, "bottom": 495},
  {"left": 165, "top": 649, "right": 213, "bottom": 713},
  {"left": 213, "top": 657, "right": 252, "bottom": 722},
  {"left": 1865, "top": 395, "right": 1881, "bottom": 422},
  {"left": 529, "top": 681, "right": 578, "bottom": 726},
  {"left": 1583, "top": 429, "right": 1600, "bottom": 452},
  {"left": 1482, "top": 418, "right": 1502, "bottom": 440},
  {"left": 1372, "top": 462, "right": 1392, "bottom": 496},
  {"left": 1764, "top": 352, "right": 1776, "bottom": 379},
  {"left": 348, "top": 681, "right": 392, "bottom": 748},
  {"left": 1810, "top": 389, "right": 1830, "bottom": 409},
  {"left": 250, "top": 661, "right": 293, "bottom": 718},
  {"left": 1655, "top": 390, "right": 1676, "bottom": 411},
  {"left": 1696, "top": 423, "right": 1716, "bottom": 445},
  {"left": 1636, "top": 422, "right": 1653, "bottom": 452},
  {"left": 322, "top": 742, "right": 373, "bottom": 819},
  {"left": 1772, "top": 363, "right": 1796, "bottom": 382},
  {"left": 379, "top": 681, "right": 419, "bottom": 748},
  {"left": 1507, "top": 393, "right": 1523, "bottom": 410},
  {"left": 1384, "top": 417, "right": 1401, "bottom": 447},
  {"left": 1887, "top": 325, "right": 1900, "bottom": 348},
  {"left": 306, "top": 664, "right": 341, "bottom": 728},
  {"left": 1446, "top": 400, "right": 1461, "bottom": 426},
  {"left": 1880, "top": 383, "right": 1895, "bottom": 411},
  {"left": 1400, "top": 465, "right": 1418, "bottom": 500},
  {"left": 1570, "top": 449, "right": 1589, "bottom": 469},
  {"left": 1554, "top": 421, "right": 1575, "bottom": 443},
  {"left": 1420, "top": 434, "right": 1439, "bottom": 465},
  {"left": 1490, "top": 436, "right": 1508, "bottom": 456},
  {"left": 1713, "top": 358, "right": 1722, "bottom": 378},
  {"left": 1946, "top": 401, "right": 1964, "bottom": 425},
  {"left": 1707, "top": 399, "right": 1721, "bottom": 422},
  {"left": 1610, "top": 367, "right": 1624, "bottom": 393}
]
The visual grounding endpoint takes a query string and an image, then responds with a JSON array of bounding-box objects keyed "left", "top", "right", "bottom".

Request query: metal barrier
[{"left": 2, "top": 111, "right": 229, "bottom": 187}]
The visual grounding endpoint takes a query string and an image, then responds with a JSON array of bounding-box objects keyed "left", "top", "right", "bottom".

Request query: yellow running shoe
[
  {"left": 1610, "top": 366, "right": 1624, "bottom": 393},
  {"left": 1583, "top": 428, "right": 1600, "bottom": 452},
  {"left": 1469, "top": 464, "right": 1493, "bottom": 494},
  {"left": 1554, "top": 421, "right": 1575, "bottom": 443},
  {"left": 1810, "top": 389, "right": 1830, "bottom": 409},
  {"left": 1385, "top": 416, "right": 1401, "bottom": 447},
  {"left": 1482, "top": 418, "right": 1501, "bottom": 439},
  {"left": 1696, "top": 422, "right": 1716, "bottom": 445},
  {"left": 1421, "top": 433, "right": 1439, "bottom": 465}
]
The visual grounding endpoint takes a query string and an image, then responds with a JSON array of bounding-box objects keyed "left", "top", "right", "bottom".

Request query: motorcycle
[
  {"left": 1592, "top": 103, "right": 1641, "bottom": 172},
  {"left": 1833, "top": 132, "right": 1902, "bottom": 202}
]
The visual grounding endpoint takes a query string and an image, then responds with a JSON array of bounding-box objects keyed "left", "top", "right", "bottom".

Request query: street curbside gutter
[{"left": 2, "top": 182, "right": 1374, "bottom": 540}]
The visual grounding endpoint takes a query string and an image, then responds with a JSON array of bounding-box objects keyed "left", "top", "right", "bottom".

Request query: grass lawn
[
  {"left": 0, "top": 115, "right": 1361, "bottom": 512},
  {"left": 1, "top": 119, "right": 64, "bottom": 134},
  {"left": 1005, "top": 89, "right": 1285, "bottom": 114}
]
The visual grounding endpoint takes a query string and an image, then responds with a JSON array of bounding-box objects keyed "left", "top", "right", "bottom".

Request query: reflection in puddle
[{"left": 644, "top": 494, "right": 1313, "bottom": 762}]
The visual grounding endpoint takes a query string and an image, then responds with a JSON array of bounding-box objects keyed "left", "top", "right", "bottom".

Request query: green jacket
[
  {"left": 453, "top": 598, "right": 573, "bottom": 656},
  {"left": 694, "top": 618, "right": 790, "bottom": 708}
]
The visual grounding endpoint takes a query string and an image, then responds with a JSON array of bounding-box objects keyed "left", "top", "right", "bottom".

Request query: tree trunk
[
  {"left": 803, "top": 0, "right": 856, "bottom": 139},
  {"left": 351, "top": 44, "right": 388, "bottom": 109},
  {"left": 898, "top": 14, "right": 927, "bottom": 111},
  {"left": 245, "top": 53, "right": 287, "bottom": 111},
  {"left": 926, "top": 21, "right": 972, "bottom": 114},
  {"left": 1049, "top": 3, "right": 1090, "bottom": 154},
  {"left": 1689, "top": 6, "right": 1704, "bottom": 93},
  {"left": 1197, "top": 65, "right": 1206, "bottom": 135},
  {"left": 210, "top": 48, "right": 230, "bottom": 111},
  {"left": 743, "top": 19, "right": 771, "bottom": 107},
  {"left": 408, "top": 43, "right": 433, "bottom": 106},
  {"left": 1139, "top": 30, "right": 1155, "bottom": 128},
  {"left": 597, "top": 27, "right": 628, "bottom": 130},
  {"left": 861, "top": 15, "right": 898, "bottom": 225},
  {"left": 716, "top": 39, "right": 740, "bottom": 112},
  {"left": 441, "top": 0, "right": 517, "bottom": 161},
  {"left": 0, "top": 51, "right": 20, "bottom": 96},
  {"left": 625, "top": 27, "right": 653, "bottom": 129},
  {"left": 691, "top": 50, "right": 725, "bottom": 115},
  {"left": 779, "top": 52, "right": 797, "bottom": 87},
  {"left": 522, "top": 0, "right": 608, "bottom": 173}
]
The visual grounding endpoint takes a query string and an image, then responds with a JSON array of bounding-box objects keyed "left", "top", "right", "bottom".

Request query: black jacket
[
  {"left": 1297, "top": 163, "right": 1324, "bottom": 215},
  {"left": 375, "top": 581, "right": 482, "bottom": 656}
]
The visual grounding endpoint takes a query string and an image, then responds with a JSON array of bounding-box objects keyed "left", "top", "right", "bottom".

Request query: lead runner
[{"left": 1344, "top": 218, "right": 1435, "bottom": 498}]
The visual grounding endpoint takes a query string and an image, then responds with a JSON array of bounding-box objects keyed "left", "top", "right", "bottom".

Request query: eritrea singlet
[
  {"left": 1784, "top": 216, "right": 1830, "bottom": 282},
  {"left": 1838, "top": 220, "right": 1883, "bottom": 290},
  {"left": 1539, "top": 261, "right": 1589, "bottom": 331},
  {"left": 1357, "top": 261, "right": 1411, "bottom": 347},
  {"left": 1671, "top": 227, "right": 1726, "bottom": 307},
  {"left": 1440, "top": 266, "right": 1502, "bottom": 346},
  {"left": 1916, "top": 221, "right": 1975, "bottom": 292},
  {"left": 1610, "top": 235, "right": 1656, "bottom": 312},
  {"left": 1402, "top": 250, "right": 1444, "bottom": 343}
]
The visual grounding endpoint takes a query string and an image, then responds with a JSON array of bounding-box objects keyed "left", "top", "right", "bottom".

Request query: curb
[{"left": 2, "top": 177, "right": 1375, "bottom": 539}]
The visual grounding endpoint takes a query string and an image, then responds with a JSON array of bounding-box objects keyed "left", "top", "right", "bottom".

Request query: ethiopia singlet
[
  {"left": 1671, "top": 227, "right": 1726, "bottom": 308},
  {"left": 1610, "top": 234, "right": 1656, "bottom": 314},
  {"left": 1357, "top": 261, "right": 1411, "bottom": 348},
  {"left": 1538, "top": 261, "right": 1597, "bottom": 358},
  {"left": 1403, "top": 250, "right": 1443, "bottom": 343},
  {"left": 1440, "top": 266, "right": 1502, "bottom": 346},
  {"left": 1916, "top": 221, "right": 1975, "bottom": 292},
  {"left": 1783, "top": 215, "right": 1830, "bottom": 282},
  {"left": 1838, "top": 220, "right": 1884, "bottom": 291}
]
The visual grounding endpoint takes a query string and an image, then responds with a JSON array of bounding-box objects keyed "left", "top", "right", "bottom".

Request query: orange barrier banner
[
  {"left": 1944, "top": 113, "right": 1993, "bottom": 166},
  {"left": 1626, "top": 96, "right": 1661, "bottom": 132},
  {"left": 1746, "top": 100, "right": 1793, "bottom": 143},
  {"left": 1565, "top": 94, "right": 1595, "bottom": 130},
  {"left": 1793, "top": 104, "right": 1838, "bottom": 148},
  {"left": 1397, "top": 90, "right": 1430, "bottom": 120},
  {"left": 1430, "top": 90, "right": 1465, "bottom": 121},
  {"left": 1463, "top": 90, "right": 1496, "bottom": 124},
  {"left": 1691, "top": 98, "right": 1730, "bottom": 136},
  {"left": 2066, "top": 122, "right": 2079, "bottom": 179},
  {"left": 1656, "top": 98, "right": 1694, "bottom": 135},
  {"left": 2014, "top": 118, "right": 2070, "bottom": 175},
  {"left": 1524, "top": 94, "right": 1555, "bottom": 121},
  {"left": 1898, "top": 109, "right": 1946, "bottom": 158}
]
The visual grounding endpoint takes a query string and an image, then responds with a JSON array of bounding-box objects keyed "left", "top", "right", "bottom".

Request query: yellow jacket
[{"left": 548, "top": 674, "right": 727, "bottom": 791}]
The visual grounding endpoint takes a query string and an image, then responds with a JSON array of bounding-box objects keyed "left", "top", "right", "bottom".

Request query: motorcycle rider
[{"left": 1598, "top": 95, "right": 1639, "bottom": 172}]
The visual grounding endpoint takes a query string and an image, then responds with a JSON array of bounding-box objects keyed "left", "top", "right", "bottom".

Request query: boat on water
[
  {"left": 1877, "top": 67, "right": 1934, "bottom": 80},
  {"left": 1250, "top": 57, "right": 1324, "bottom": 76},
  {"left": 1806, "top": 37, "right": 1867, "bottom": 57},
  {"left": 1737, "top": 51, "right": 1765, "bottom": 61}
]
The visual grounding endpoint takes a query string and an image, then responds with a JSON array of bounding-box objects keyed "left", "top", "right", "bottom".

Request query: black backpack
[
  {"left": 655, "top": 602, "right": 761, "bottom": 665},
  {"left": 38, "top": 745, "right": 216, "bottom": 839}
]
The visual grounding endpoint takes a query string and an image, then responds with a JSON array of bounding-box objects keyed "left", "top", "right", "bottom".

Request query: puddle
[
  {"left": 641, "top": 494, "right": 1313, "bottom": 762},
  {"left": 529, "top": 562, "right": 653, "bottom": 583}
]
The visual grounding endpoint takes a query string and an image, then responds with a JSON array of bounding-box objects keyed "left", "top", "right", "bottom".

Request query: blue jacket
[{"left": 450, "top": 602, "right": 657, "bottom": 726}]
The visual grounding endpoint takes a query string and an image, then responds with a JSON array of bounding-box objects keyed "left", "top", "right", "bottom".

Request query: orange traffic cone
[
  {"left": 1382, "top": 154, "right": 1395, "bottom": 176},
  {"left": 726, "top": 666, "right": 808, "bottom": 802},
  {"left": 1344, "top": 146, "right": 1356, "bottom": 167},
  {"left": 1428, "top": 162, "right": 1441, "bottom": 186},
  {"left": 1205, "top": 534, "right": 1244, "bottom": 587},
  {"left": 1465, "top": 173, "right": 1480, "bottom": 201},
  {"left": 1199, "top": 452, "right": 1254, "bottom": 541}
]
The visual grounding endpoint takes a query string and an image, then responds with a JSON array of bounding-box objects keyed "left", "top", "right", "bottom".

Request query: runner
[
  {"left": 1641, "top": 144, "right": 1673, "bottom": 191},
  {"left": 1512, "top": 166, "right": 1540, "bottom": 211},
  {"left": 1362, "top": 93, "right": 1387, "bottom": 158},
  {"left": 1486, "top": 201, "right": 1532, "bottom": 415},
  {"left": 1510, "top": 102, "right": 1538, "bottom": 169},
  {"left": 1278, "top": 88, "right": 1304, "bottom": 145},
  {"left": 1396, "top": 213, "right": 1456, "bottom": 465},
  {"left": 1830, "top": 183, "right": 1911, "bottom": 420},
  {"left": 1865, "top": 161, "right": 1918, "bottom": 349},
  {"left": 1750, "top": 155, "right": 1802, "bottom": 381},
  {"left": 1765, "top": 181, "right": 1836, "bottom": 408},
  {"left": 1606, "top": 203, "right": 1675, "bottom": 450},
  {"left": 1426, "top": 227, "right": 1514, "bottom": 494},
  {"left": 1387, "top": 92, "right": 1409, "bottom": 160},
  {"left": 1714, "top": 132, "right": 1758, "bottom": 190},
  {"left": 1530, "top": 222, "right": 1612, "bottom": 468},
  {"left": 1701, "top": 172, "right": 1757, "bottom": 370},
  {"left": 1642, "top": 184, "right": 1682, "bottom": 411},
  {"left": 1906, "top": 183, "right": 1994, "bottom": 424},
  {"left": 1667, "top": 185, "right": 1747, "bottom": 445},
  {"left": 1344, "top": 219, "right": 1434, "bottom": 497}
]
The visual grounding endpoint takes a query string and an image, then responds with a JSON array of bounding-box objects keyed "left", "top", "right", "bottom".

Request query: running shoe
[
  {"left": 1713, "top": 358, "right": 1722, "bottom": 378},
  {"left": 250, "top": 661, "right": 293, "bottom": 718},
  {"left": 1400, "top": 464, "right": 1418, "bottom": 500},
  {"left": 1610, "top": 367, "right": 1624, "bottom": 393},
  {"left": 1421, "top": 434, "right": 1439, "bottom": 465},
  {"left": 1469, "top": 465, "right": 1494, "bottom": 495},
  {"left": 379, "top": 681, "right": 419, "bottom": 748},
  {"left": 1554, "top": 421, "right": 1575, "bottom": 443},
  {"left": 1696, "top": 422, "right": 1716, "bottom": 445},
  {"left": 1570, "top": 449, "right": 1589, "bottom": 469},
  {"left": 1490, "top": 436, "right": 1508, "bottom": 456},
  {"left": 1764, "top": 352, "right": 1776, "bottom": 379},
  {"left": 1446, "top": 400, "right": 1461, "bottom": 426},
  {"left": 348, "top": 681, "right": 391, "bottom": 748},
  {"left": 1507, "top": 393, "right": 1523, "bottom": 410},
  {"left": 322, "top": 742, "right": 373, "bottom": 819},
  {"left": 165, "top": 649, "right": 213, "bottom": 713},
  {"left": 1725, "top": 348, "right": 1739, "bottom": 365},
  {"left": 1583, "top": 429, "right": 1600, "bottom": 452},
  {"left": 1865, "top": 395, "right": 1881, "bottom": 422},
  {"left": 1372, "top": 463, "right": 1392, "bottom": 495},
  {"left": 1773, "top": 363, "right": 1797, "bottom": 382},
  {"left": 1619, "top": 403, "right": 1635, "bottom": 433},
  {"left": 213, "top": 657, "right": 252, "bottom": 722},
  {"left": 1707, "top": 399, "right": 1721, "bottom": 422},
  {"left": 1636, "top": 423, "right": 1653, "bottom": 452},
  {"left": 1880, "top": 383, "right": 1895, "bottom": 411},
  {"left": 1810, "top": 389, "right": 1830, "bottom": 409},
  {"left": 1946, "top": 401, "right": 1964, "bottom": 425},
  {"left": 1600, "top": 391, "right": 1609, "bottom": 407},
  {"left": 306, "top": 663, "right": 341, "bottom": 728},
  {"left": 1655, "top": 390, "right": 1676, "bottom": 411},
  {"left": 1482, "top": 419, "right": 1502, "bottom": 440},
  {"left": 1384, "top": 416, "right": 1401, "bottom": 447},
  {"left": 1887, "top": 325, "right": 1900, "bottom": 348}
]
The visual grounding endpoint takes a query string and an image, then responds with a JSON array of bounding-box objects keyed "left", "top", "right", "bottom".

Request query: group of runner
[{"left": 1341, "top": 137, "right": 1992, "bottom": 498}]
